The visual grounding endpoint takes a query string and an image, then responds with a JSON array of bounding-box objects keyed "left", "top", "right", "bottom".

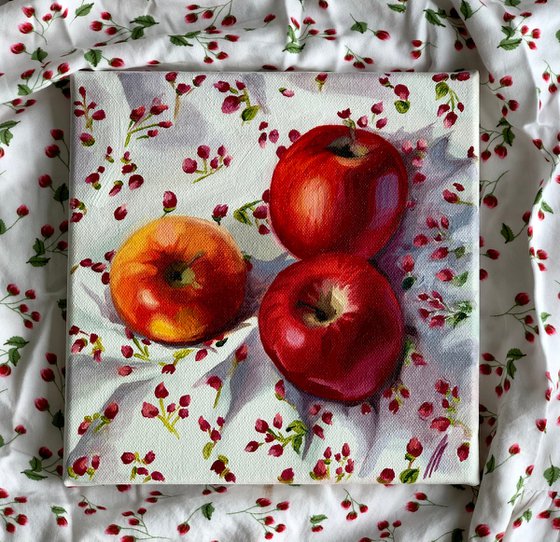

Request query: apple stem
[
  {"left": 296, "top": 300, "right": 329, "bottom": 322},
  {"left": 348, "top": 123, "right": 356, "bottom": 144},
  {"left": 184, "top": 250, "right": 205, "bottom": 268},
  {"left": 174, "top": 94, "right": 181, "bottom": 120},
  {"left": 165, "top": 251, "right": 206, "bottom": 288}
]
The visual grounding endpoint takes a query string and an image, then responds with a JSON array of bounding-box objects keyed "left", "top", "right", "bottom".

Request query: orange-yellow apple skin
[{"left": 110, "top": 216, "right": 247, "bottom": 344}]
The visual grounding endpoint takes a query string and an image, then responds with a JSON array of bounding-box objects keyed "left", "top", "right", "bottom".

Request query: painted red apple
[
  {"left": 269, "top": 124, "right": 408, "bottom": 259},
  {"left": 258, "top": 252, "right": 404, "bottom": 403},
  {"left": 110, "top": 216, "right": 247, "bottom": 344}
]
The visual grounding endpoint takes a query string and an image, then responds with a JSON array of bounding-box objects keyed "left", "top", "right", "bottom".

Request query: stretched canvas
[{"left": 63, "top": 70, "right": 479, "bottom": 486}]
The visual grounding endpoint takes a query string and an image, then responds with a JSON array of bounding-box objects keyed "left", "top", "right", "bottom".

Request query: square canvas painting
[{"left": 63, "top": 70, "right": 479, "bottom": 486}]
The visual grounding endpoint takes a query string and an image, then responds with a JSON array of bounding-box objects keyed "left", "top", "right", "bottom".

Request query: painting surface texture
[{"left": 64, "top": 71, "right": 479, "bottom": 485}]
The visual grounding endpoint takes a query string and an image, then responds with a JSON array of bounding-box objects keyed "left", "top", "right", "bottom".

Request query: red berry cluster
[
  {"left": 69, "top": 326, "right": 104, "bottom": 362},
  {"left": 182, "top": 144, "right": 232, "bottom": 183},
  {"left": 68, "top": 455, "right": 100, "bottom": 480},
  {"left": 359, "top": 519, "right": 402, "bottom": 542},
  {"left": 379, "top": 76, "right": 412, "bottom": 114},
  {"left": 429, "top": 379, "right": 460, "bottom": 432},
  {"left": 209, "top": 454, "right": 236, "bottom": 482},
  {"left": 28, "top": 216, "right": 68, "bottom": 267},
  {"left": 141, "top": 382, "right": 190, "bottom": 438},
  {"left": 246, "top": 413, "right": 307, "bottom": 457},
  {"left": 257, "top": 121, "right": 280, "bottom": 150},
  {"left": 537, "top": 490, "right": 560, "bottom": 530},
  {"left": 0, "top": 284, "right": 39, "bottom": 329},
  {"left": 125, "top": 99, "right": 173, "bottom": 147},
  {"left": 529, "top": 246, "right": 548, "bottom": 272},
  {"left": 171, "top": 2, "right": 239, "bottom": 63},
  {"left": 17, "top": 3, "right": 68, "bottom": 40},
  {"left": 0, "top": 488, "right": 28, "bottom": 536},
  {"left": 214, "top": 78, "right": 262, "bottom": 123},
  {"left": 501, "top": 11, "right": 540, "bottom": 50},
  {"left": 284, "top": 16, "right": 336, "bottom": 54},
  {"left": 106, "top": 505, "right": 159, "bottom": 540},
  {"left": 78, "top": 401, "right": 119, "bottom": 435},
  {"left": 74, "top": 250, "right": 113, "bottom": 286},
  {"left": 432, "top": 72, "right": 470, "bottom": 128},
  {"left": 340, "top": 104, "right": 389, "bottom": 134},
  {"left": 405, "top": 491, "right": 445, "bottom": 512},
  {"left": 542, "top": 63, "right": 560, "bottom": 94},
  {"left": 344, "top": 47, "right": 374, "bottom": 70},
  {"left": 4, "top": 97, "right": 36, "bottom": 116},
  {"left": 78, "top": 495, "right": 107, "bottom": 515},
  {"left": 44, "top": 129, "right": 69, "bottom": 167},
  {"left": 382, "top": 381, "right": 410, "bottom": 414},
  {"left": 409, "top": 38, "right": 434, "bottom": 60},
  {"left": 90, "top": 12, "right": 157, "bottom": 50},
  {"left": 120, "top": 450, "right": 164, "bottom": 482},
  {"left": 479, "top": 403, "right": 497, "bottom": 447},
  {"left": 198, "top": 414, "right": 225, "bottom": 456},
  {"left": 73, "top": 86, "right": 106, "bottom": 143},
  {"left": 185, "top": 2, "right": 236, "bottom": 27},
  {"left": 340, "top": 490, "right": 368, "bottom": 521},
  {"left": 492, "top": 292, "right": 539, "bottom": 343},
  {"left": 201, "top": 485, "right": 227, "bottom": 496},
  {"left": 226, "top": 498, "right": 288, "bottom": 540},
  {"left": 310, "top": 443, "right": 354, "bottom": 481},
  {"left": 165, "top": 72, "right": 206, "bottom": 119},
  {"left": 231, "top": 189, "right": 272, "bottom": 236}
]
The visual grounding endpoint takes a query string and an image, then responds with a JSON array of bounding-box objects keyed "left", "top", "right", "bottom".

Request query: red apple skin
[
  {"left": 258, "top": 253, "right": 404, "bottom": 403},
  {"left": 269, "top": 125, "right": 408, "bottom": 259}
]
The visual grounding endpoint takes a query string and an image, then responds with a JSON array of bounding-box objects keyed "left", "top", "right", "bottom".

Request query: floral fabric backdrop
[
  {"left": 0, "top": 0, "right": 559, "bottom": 540},
  {"left": 64, "top": 70, "right": 479, "bottom": 487}
]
